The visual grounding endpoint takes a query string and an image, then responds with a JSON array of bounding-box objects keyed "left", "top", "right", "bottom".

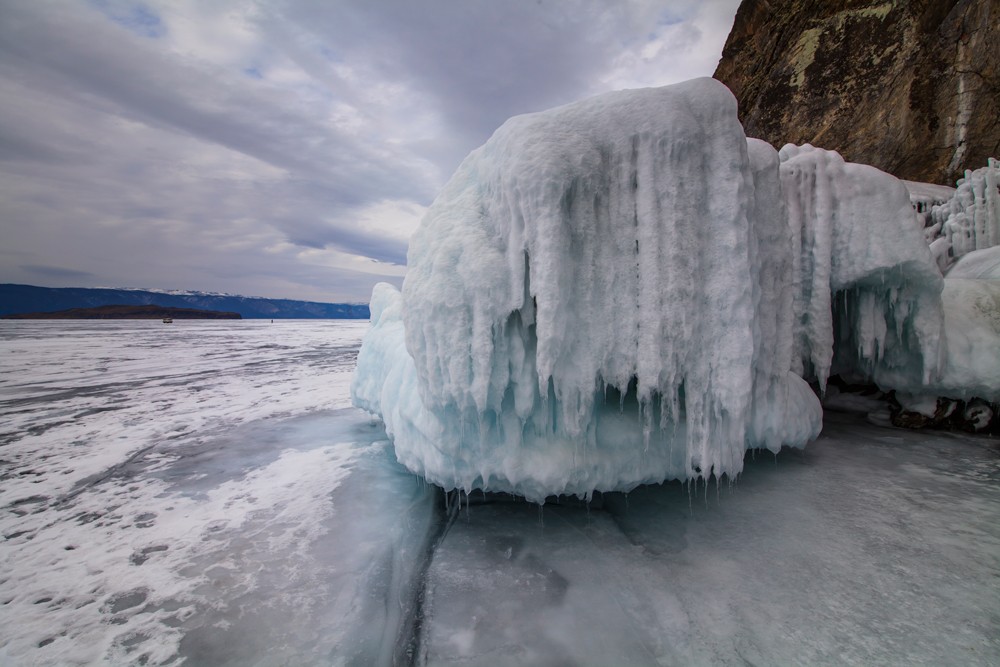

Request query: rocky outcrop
[{"left": 714, "top": 0, "right": 999, "bottom": 185}]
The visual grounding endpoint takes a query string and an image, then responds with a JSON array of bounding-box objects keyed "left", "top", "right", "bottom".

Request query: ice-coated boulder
[{"left": 354, "top": 78, "right": 822, "bottom": 501}]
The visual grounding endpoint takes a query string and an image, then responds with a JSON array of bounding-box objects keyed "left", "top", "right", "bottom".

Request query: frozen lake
[{"left": 1, "top": 320, "right": 998, "bottom": 665}]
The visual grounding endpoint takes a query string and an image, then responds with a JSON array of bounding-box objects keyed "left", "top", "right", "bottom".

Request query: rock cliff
[{"left": 714, "top": 0, "right": 999, "bottom": 184}]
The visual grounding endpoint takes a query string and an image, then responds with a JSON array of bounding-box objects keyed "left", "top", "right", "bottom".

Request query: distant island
[
  {"left": 2, "top": 304, "right": 241, "bottom": 320},
  {"left": 0, "top": 284, "right": 370, "bottom": 319}
]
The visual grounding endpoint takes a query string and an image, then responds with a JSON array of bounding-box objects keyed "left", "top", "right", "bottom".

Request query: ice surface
[
  {"left": 777, "top": 143, "right": 945, "bottom": 391},
  {"left": 419, "top": 411, "right": 1000, "bottom": 666},
  {"left": 355, "top": 78, "right": 822, "bottom": 501},
  {"left": 0, "top": 320, "right": 440, "bottom": 665}
]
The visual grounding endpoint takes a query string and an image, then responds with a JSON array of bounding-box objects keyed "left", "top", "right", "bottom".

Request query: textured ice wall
[
  {"left": 777, "top": 144, "right": 945, "bottom": 391},
  {"left": 931, "top": 158, "right": 1000, "bottom": 259},
  {"left": 354, "top": 79, "right": 822, "bottom": 501}
]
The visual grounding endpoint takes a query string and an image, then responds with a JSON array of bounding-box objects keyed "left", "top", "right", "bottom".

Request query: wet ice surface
[
  {"left": 3, "top": 321, "right": 999, "bottom": 666},
  {"left": 423, "top": 411, "right": 1000, "bottom": 666}
]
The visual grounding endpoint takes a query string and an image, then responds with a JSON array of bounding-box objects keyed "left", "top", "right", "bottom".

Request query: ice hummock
[{"left": 354, "top": 78, "right": 822, "bottom": 501}]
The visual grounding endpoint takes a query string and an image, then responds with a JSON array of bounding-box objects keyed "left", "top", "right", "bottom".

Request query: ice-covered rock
[
  {"left": 963, "top": 399, "right": 995, "bottom": 431},
  {"left": 354, "top": 79, "right": 822, "bottom": 501},
  {"left": 777, "top": 144, "right": 945, "bottom": 392}
]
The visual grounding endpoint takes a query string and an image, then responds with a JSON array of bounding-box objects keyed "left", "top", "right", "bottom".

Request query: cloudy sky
[{"left": 0, "top": 0, "right": 741, "bottom": 303}]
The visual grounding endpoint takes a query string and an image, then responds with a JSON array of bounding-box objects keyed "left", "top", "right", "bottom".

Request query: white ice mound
[
  {"left": 946, "top": 246, "right": 1000, "bottom": 281},
  {"left": 931, "top": 279, "right": 1000, "bottom": 402},
  {"left": 777, "top": 144, "right": 945, "bottom": 391},
  {"left": 353, "top": 78, "right": 822, "bottom": 501}
]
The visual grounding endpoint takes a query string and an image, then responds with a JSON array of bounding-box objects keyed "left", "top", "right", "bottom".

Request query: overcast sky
[{"left": 0, "top": 0, "right": 741, "bottom": 302}]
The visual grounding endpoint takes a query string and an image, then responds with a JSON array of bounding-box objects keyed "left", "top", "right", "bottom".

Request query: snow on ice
[{"left": 353, "top": 77, "right": 999, "bottom": 501}]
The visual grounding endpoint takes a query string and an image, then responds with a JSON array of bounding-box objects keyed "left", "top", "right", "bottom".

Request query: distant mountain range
[
  {"left": 2, "top": 304, "right": 241, "bottom": 320},
  {"left": 0, "top": 284, "right": 370, "bottom": 319}
]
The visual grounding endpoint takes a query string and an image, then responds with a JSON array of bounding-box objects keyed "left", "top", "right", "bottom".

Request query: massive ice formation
[
  {"left": 352, "top": 78, "right": 979, "bottom": 500},
  {"left": 354, "top": 78, "right": 826, "bottom": 501},
  {"left": 777, "top": 144, "right": 945, "bottom": 391}
]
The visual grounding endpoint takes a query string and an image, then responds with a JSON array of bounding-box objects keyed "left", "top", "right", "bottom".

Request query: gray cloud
[
  {"left": 19, "top": 265, "right": 98, "bottom": 281},
  {"left": 0, "top": 0, "right": 739, "bottom": 301}
]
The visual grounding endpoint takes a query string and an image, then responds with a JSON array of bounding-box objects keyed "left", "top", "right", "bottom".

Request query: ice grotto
[{"left": 352, "top": 77, "right": 999, "bottom": 502}]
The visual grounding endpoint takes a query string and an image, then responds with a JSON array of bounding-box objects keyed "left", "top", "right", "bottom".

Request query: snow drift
[{"left": 352, "top": 77, "right": 961, "bottom": 501}]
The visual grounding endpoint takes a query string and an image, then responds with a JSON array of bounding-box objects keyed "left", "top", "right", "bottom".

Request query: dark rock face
[{"left": 714, "top": 0, "right": 999, "bottom": 184}]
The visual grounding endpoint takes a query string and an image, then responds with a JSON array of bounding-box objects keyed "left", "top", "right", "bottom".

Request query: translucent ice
[{"left": 354, "top": 79, "right": 821, "bottom": 501}]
